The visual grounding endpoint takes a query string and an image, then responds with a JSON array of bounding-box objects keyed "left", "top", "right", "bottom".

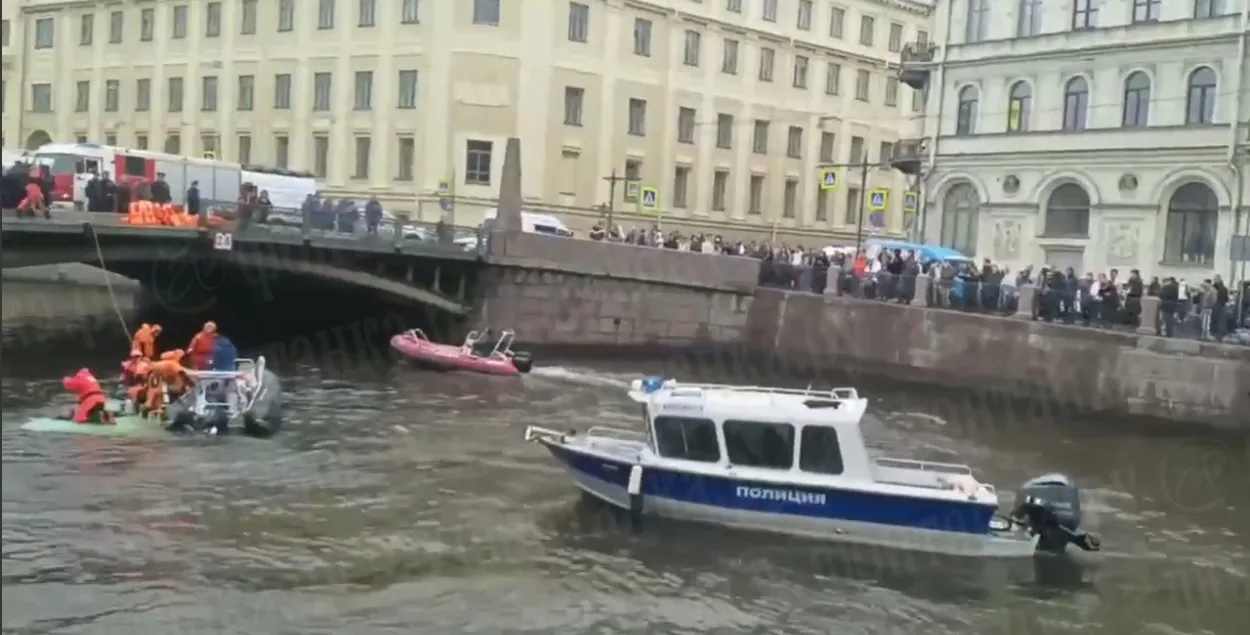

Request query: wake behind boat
[
  {"left": 391, "top": 328, "right": 534, "bottom": 375},
  {"left": 524, "top": 377, "right": 1102, "bottom": 558}
]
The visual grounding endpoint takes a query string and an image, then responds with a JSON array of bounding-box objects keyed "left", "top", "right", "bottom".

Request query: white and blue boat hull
[{"left": 543, "top": 442, "right": 1039, "bottom": 558}]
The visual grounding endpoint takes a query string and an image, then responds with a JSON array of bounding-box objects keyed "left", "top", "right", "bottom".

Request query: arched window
[
  {"left": 940, "top": 183, "right": 980, "bottom": 256},
  {"left": 1163, "top": 182, "right": 1219, "bottom": 265},
  {"left": 1007, "top": 82, "right": 1031, "bottom": 132},
  {"left": 1122, "top": 71, "right": 1151, "bottom": 127},
  {"left": 1063, "top": 76, "right": 1089, "bottom": 131},
  {"left": 1186, "top": 67, "right": 1218, "bottom": 125},
  {"left": 955, "top": 86, "right": 978, "bottom": 135},
  {"left": 1044, "top": 183, "right": 1091, "bottom": 237}
]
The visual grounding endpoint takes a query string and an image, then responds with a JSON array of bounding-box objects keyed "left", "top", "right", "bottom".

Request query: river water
[{"left": 2, "top": 283, "right": 1247, "bottom": 635}]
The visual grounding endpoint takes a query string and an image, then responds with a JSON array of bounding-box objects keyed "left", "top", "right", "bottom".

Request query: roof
[{"left": 627, "top": 378, "right": 866, "bottom": 425}]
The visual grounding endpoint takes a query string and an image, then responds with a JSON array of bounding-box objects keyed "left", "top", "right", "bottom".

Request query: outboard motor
[
  {"left": 1011, "top": 473, "right": 1101, "bottom": 554},
  {"left": 510, "top": 351, "right": 534, "bottom": 373},
  {"left": 241, "top": 370, "right": 283, "bottom": 438}
]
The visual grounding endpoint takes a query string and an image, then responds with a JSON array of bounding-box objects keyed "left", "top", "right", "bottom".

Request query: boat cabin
[{"left": 626, "top": 378, "right": 988, "bottom": 494}]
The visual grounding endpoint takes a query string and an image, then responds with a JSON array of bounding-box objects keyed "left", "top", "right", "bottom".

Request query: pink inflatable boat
[{"left": 390, "top": 329, "right": 533, "bottom": 376}]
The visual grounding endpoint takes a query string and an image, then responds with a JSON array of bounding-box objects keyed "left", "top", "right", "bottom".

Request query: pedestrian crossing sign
[
  {"left": 903, "top": 190, "right": 918, "bottom": 212},
  {"left": 437, "top": 180, "right": 451, "bottom": 196},
  {"left": 625, "top": 182, "right": 640, "bottom": 199},
  {"left": 868, "top": 189, "right": 889, "bottom": 211},
  {"left": 820, "top": 169, "right": 840, "bottom": 190},
  {"left": 640, "top": 186, "right": 659, "bottom": 211}
]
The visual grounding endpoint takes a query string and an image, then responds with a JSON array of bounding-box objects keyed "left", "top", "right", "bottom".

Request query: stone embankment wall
[{"left": 479, "top": 232, "right": 1248, "bottom": 428}]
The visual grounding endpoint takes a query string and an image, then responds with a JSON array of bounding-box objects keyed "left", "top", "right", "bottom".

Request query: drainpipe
[
  {"left": 1229, "top": 4, "right": 1249, "bottom": 286},
  {"left": 920, "top": 0, "right": 956, "bottom": 243},
  {"left": 15, "top": 7, "right": 31, "bottom": 144}
]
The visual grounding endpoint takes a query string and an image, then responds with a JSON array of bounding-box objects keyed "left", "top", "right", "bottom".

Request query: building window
[
  {"left": 712, "top": 170, "right": 729, "bottom": 211},
  {"left": 165, "top": 134, "right": 181, "bottom": 155},
  {"left": 275, "top": 135, "right": 290, "bottom": 167},
  {"left": 75, "top": 81, "right": 90, "bottom": 112},
  {"left": 786, "top": 126, "right": 803, "bottom": 158},
  {"left": 140, "top": 9, "right": 154, "bottom": 41},
  {"left": 313, "top": 135, "right": 329, "bottom": 178},
  {"left": 396, "top": 136, "right": 416, "bottom": 180},
  {"left": 628, "top": 98, "right": 647, "bottom": 136},
  {"left": 241, "top": 0, "right": 258, "bottom": 34},
  {"left": 858, "top": 15, "right": 874, "bottom": 46},
  {"left": 678, "top": 107, "right": 696, "bottom": 144},
  {"left": 206, "top": 2, "right": 222, "bottom": 37},
  {"left": 722, "top": 39, "right": 739, "bottom": 74},
  {"left": 401, "top": 0, "right": 421, "bottom": 23},
  {"left": 173, "top": 5, "right": 188, "bottom": 39},
  {"left": 278, "top": 0, "right": 295, "bottom": 31},
  {"left": 887, "top": 23, "right": 903, "bottom": 52},
  {"left": 793, "top": 56, "right": 808, "bottom": 88},
  {"left": 940, "top": 183, "right": 980, "bottom": 256},
  {"left": 1017, "top": 0, "right": 1042, "bottom": 36},
  {"left": 168, "top": 77, "right": 184, "bottom": 112},
  {"left": 673, "top": 166, "right": 690, "bottom": 208},
  {"left": 752, "top": 120, "right": 769, "bottom": 154},
  {"left": 849, "top": 135, "right": 864, "bottom": 164},
  {"left": 1043, "top": 183, "right": 1090, "bottom": 237},
  {"left": 855, "top": 70, "right": 870, "bottom": 101},
  {"left": 1122, "top": 71, "right": 1150, "bottom": 128},
  {"left": 109, "top": 11, "right": 124, "bottom": 43},
  {"left": 237, "top": 75, "right": 254, "bottom": 111},
  {"left": 1007, "top": 81, "right": 1031, "bottom": 132},
  {"left": 318, "top": 0, "right": 336, "bottom": 29},
  {"left": 829, "top": 7, "right": 844, "bottom": 38},
  {"left": 104, "top": 79, "right": 120, "bottom": 112},
  {"left": 797, "top": 0, "right": 813, "bottom": 30},
  {"left": 80, "top": 14, "right": 94, "bottom": 46},
  {"left": 135, "top": 134, "right": 148, "bottom": 150},
  {"left": 353, "top": 71, "right": 373, "bottom": 110},
  {"left": 683, "top": 30, "right": 701, "bottom": 66},
  {"left": 1132, "top": 0, "right": 1161, "bottom": 22},
  {"left": 313, "top": 72, "right": 332, "bottom": 111},
  {"left": 762, "top": 0, "right": 778, "bottom": 22},
  {"left": 1072, "top": 0, "right": 1098, "bottom": 29},
  {"left": 1062, "top": 76, "right": 1089, "bottom": 131},
  {"left": 716, "top": 113, "right": 734, "bottom": 149},
  {"left": 912, "top": 86, "right": 927, "bottom": 112},
  {"left": 819, "top": 131, "right": 836, "bottom": 163},
  {"left": 749, "top": 175, "right": 763, "bottom": 214},
  {"left": 34, "top": 18, "right": 54, "bottom": 49},
  {"left": 564, "top": 86, "right": 584, "bottom": 125},
  {"left": 353, "top": 136, "right": 371, "bottom": 179},
  {"left": 1163, "top": 183, "right": 1219, "bottom": 265},
  {"left": 473, "top": 0, "right": 501, "bottom": 26},
  {"left": 1194, "top": 0, "right": 1227, "bottom": 18},
  {"left": 237, "top": 135, "right": 252, "bottom": 164},
  {"left": 398, "top": 70, "right": 419, "bottom": 108},
  {"left": 1185, "top": 66, "right": 1218, "bottom": 124},
  {"left": 955, "top": 86, "right": 978, "bottom": 135},
  {"left": 201, "top": 76, "right": 218, "bottom": 111},
  {"left": 727, "top": 0, "right": 743, "bottom": 13},
  {"left": 465, "top": 140, "right": 492, "bottom": 185},
  {"left": 274, "top": 73, "right": 292, "bottom": 109},
  {"left": 759, "top": 48, "right": 775, "bottom": 82},
  {"left": 884, "top": 77, "right": 898, "bottom": 107},
  {"left": 358, "top": 0, "right": 377, "bottom": 27},
  {"left": 201, "top": 134, "right": 218, "bottom": 157},
  {"left": 965, "top": 0, "right": 987, "bottom": 42},
  {"left": 825, "top": 62, "right": 840, "bottom": 95},
  {"left": 783, "top": 179, "right": 798, "bottom": 218},
  {"left": 634, "top": 18, "right": 651, "bottom": 56},
  {"left": 845, "top": 187, "right": 861, "bottom": 224},
  {"left": 568, "top": 2, "right": 588, "bottom": 42},
  {"left": 136, "top": 78, "right": 151, "bottom": 111}
]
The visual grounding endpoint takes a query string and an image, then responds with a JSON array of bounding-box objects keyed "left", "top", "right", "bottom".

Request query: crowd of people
[{"left": 587, "top": 221, "right": 1249, "bottom": 344}]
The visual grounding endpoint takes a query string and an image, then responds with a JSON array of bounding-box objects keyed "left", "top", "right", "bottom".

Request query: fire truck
[{"left": 32, "top": 142, "right": 318, "bottom": 211}]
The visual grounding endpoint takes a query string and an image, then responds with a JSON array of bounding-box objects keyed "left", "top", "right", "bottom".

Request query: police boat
[
  {"left": 523, "top": 377, "right": 1101, "bottom": 558},
  {"left": 165, "top": 356, "right": 284, "bottom": 437}
]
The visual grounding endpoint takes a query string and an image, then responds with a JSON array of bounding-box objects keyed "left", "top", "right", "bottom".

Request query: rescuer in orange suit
[
  {"left": 144, "top": 350, "right": 195, "bottom": 416},
  {"left": 186, "top": 322, "right": 217, "bottom": 370},
  {"left": 131, "top": 323, "right": 162, "bottom": 360},
  {"left": 119, "top": 349, "right": 151, "bottom": 412},
  {"left": 63, "top": 368, "right": 115, "bottom": 425}
]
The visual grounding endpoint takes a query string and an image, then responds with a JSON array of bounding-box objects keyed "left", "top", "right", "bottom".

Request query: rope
[{"left": 85, "top": 223, "right": 132, "bottom": 343}]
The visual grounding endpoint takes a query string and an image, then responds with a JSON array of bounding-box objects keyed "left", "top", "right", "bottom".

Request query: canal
[{"left": 1, "top": 282, "right": 1247, "bottom": 635}]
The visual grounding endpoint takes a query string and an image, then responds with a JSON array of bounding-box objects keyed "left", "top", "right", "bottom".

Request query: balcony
[
  {"left": 889, "top": 138, "right": 927, "bottom": 176},
  {"left": 898, "top": 42, "right": 937, "bottom": 91}
]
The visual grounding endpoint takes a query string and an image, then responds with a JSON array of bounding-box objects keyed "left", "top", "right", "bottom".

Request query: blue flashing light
[{"left": 640, "top": 376, "right": 665, "bottom": 393}]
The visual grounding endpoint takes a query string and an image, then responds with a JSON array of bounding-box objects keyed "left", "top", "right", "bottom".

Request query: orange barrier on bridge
[{"left": 122, "top": 201, "right": 225, "bottom": 228}]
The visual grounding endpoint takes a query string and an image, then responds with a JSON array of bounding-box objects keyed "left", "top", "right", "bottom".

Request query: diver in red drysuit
[{"left": 63, "top": 368, "right": 115, "bottom": 425}]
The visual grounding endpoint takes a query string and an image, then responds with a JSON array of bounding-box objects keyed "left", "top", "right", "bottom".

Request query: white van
[{"left": 480, "top": 208, "right": 574, "bottom": 236}]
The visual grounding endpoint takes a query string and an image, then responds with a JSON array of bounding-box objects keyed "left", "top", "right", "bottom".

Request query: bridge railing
[{"left": 239, "top": 205, "right": 483, "bottom": 253}]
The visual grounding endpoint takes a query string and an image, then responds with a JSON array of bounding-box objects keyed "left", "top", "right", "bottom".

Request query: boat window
[
  {"left": 723, "top": 420, "right": 794, "bottom": 470},
  {"left": 122, "top": 156, "right": 147, "bottom": 177},
  {"left": 799, "top": 426, "right": 844, "bottom": 475},
  {"left": 653, "top": 416, "right": 720, "bottom": 462}
]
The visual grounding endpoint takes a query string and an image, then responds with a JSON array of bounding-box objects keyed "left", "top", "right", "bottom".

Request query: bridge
[{"left": 1, "top": 211, "right": 484, "bottom": 321}]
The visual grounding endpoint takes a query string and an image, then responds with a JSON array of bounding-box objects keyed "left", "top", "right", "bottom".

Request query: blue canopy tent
[{"left": 865, "top": 240, "right": 974, "bottom": 264}]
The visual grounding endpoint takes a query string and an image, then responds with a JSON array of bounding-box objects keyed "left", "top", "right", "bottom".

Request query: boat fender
[
  {"left": 627, "top": 465, "right": 644, "bottom": 532},
  {"left": 511, "top": 351, "right": 534, "bottom": 373}
]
